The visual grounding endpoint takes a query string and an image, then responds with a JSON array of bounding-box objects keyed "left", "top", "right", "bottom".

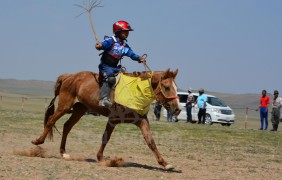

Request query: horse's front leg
[
  {"left": 137, "top": 118, "right": 175, "bottom": 170},
  {"left": 97, "top": 119, "right": 117, "bottom": 161}
]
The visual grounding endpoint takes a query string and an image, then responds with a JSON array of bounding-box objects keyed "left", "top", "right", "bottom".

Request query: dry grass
[{"left": 0, "top": 108, "right": 282, "bottom": 179}]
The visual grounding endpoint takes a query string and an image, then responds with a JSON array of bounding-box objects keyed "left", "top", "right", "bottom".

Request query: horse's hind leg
[
  {"left": 60, "top": 103, "right": 87, "bottom": 157},
  {"left": 97, "top": 119, "right": 117, "bottom": 161},
  {"left": 136, "top": 118, "right": 175, "bottom": 170},
  {"left": 32, "top": 94, "right": 74, "bottom": 145}
]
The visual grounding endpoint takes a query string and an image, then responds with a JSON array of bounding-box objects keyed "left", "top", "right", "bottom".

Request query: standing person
[
  {"left": 167, "top": 110, "right": 173, "bottom": 122},
  {"left": 95, "top": 20, "right": 146, "bottom": 108},
  {"left": 153, "top": 102, "right": 162, "bottom": 121},
  {"left": 186, "top": 88, "right": 194, "bottom": 123},
  {"left": 280, "top": 105, "right": 282, "bottom": 123},
  {"left": 270, "top": 90, "right": 282, "bottom": 131},
  {"left": 256, "top": 90, "right": 270, "bottom": 130},
  {"left": 194, "top": 88, "right": 207, "bottom": 124}
]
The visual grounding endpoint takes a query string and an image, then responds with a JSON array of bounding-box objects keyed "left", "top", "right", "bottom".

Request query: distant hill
[
  {"left": 177, "top": 88, "right": 263, "bottom": 110},
  {"left": 0, "top": 78, "right": 266, "bottom": 111},
  {"left": 0, "top": 79, "right": 54, "bottom": 97},
  {"left": 209, "top": 92, "right": 261, "bottom": 110}
]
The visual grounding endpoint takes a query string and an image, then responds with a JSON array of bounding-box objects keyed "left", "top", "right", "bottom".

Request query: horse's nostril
[{"left": 173, "top": 108, "right": 181, "bottom": 116}]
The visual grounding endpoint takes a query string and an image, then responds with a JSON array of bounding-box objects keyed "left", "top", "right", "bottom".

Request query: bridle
[
  {"left": 141, "top": 54, "right": 178, "bottom": 108},
  {"left": 154, "top": 80, "right": 179, "bottom": 108}
]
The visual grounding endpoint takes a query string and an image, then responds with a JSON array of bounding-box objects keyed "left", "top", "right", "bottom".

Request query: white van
[{"left": 163, "top": 92, "right": 235, "bottom": 126}]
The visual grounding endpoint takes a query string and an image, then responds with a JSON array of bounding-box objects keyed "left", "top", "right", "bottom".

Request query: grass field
[{"left": 0, "top": 96, "right": 281, "bottom": 179}]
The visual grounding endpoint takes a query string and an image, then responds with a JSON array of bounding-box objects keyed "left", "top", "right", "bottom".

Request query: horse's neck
[
  {"left": 122, "top": 71, "right": 147, "bottom": 80},
  {"left": 125, "top": 71, "right": 161, "bottom": 78},
  {"left": 123, "top": 71, "right": 162, "bottom": 88}
]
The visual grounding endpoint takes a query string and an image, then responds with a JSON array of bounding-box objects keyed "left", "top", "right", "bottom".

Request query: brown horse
[{"left": 32, "top": 68, "right": 181, "bottom": 170}]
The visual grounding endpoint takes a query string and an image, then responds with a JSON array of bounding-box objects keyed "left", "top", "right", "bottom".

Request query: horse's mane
[{"left": 123, "top": 71, "right": 163, "bottom": 80}]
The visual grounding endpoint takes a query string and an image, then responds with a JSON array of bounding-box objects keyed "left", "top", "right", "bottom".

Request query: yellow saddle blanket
[{"left": 114, "top": 73, "right": 155, "bottom": 116}]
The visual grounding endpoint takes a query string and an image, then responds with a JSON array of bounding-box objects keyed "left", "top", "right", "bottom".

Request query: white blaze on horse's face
[{"left": 172, "top": 80, "right": 182, "bottom": 114}]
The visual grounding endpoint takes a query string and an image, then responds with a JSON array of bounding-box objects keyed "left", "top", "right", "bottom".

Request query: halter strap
[{"left": 158, "top": 81, "right": 179, "bottom": 99}]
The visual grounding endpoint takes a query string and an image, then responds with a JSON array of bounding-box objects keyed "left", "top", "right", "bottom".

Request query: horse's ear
[
  {"left": 173, "top": 69, "right": 178, "bottom": 78},
  {"left": 163, "top": 68, "right": 170, "bottom": 79}
]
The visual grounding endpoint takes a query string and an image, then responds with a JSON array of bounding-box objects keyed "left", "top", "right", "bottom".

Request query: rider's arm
[
  {"left": 124, "top": 44, "right": 140, "bottom": 61},
  {"left": 99, "top": 38, "right": 114, "bottom": 51}
]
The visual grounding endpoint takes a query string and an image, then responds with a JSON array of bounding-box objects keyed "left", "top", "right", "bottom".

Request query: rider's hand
[
  {"left": 95, "top": 42, "right": 102, "bottom": 50},
  {"left": 138, "top": 58, "right": 146, "bottom": 64}
]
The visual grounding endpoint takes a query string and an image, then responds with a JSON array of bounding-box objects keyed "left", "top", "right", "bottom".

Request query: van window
[
  {"left": 207, "top": 97, "right": 227, "bottom": 107},
  {"left": 178, "top": 94, "right": 187, "bottom": 103}
]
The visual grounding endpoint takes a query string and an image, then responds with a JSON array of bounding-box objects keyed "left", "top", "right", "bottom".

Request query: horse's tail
[{"left": 44, "top": 73, "right": 72, "bottom": 140}]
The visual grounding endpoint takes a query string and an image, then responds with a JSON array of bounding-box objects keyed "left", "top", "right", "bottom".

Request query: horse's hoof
[
  {"left": 31, "top": 139, "right": 44, "bottom": 145},
  {"left": 31, "top": 140, "right": 39, "bottom": 145},
  {"left": 165, "top": 164, "right": 175, "bottom": 170},
  {"left": 62, "top": 153, "right": 71, "bottom": 160}
]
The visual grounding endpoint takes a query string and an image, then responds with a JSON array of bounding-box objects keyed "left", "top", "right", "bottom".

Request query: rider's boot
[{"left": 99, "top": 77, "right": 116, "bottom": 108}]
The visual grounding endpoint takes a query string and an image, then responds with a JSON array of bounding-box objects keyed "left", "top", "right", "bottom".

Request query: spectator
[
  {"left": 256, "top": 90, "right": 270, "bottom": 130},
  {"left": 167, "top": 109, "right": 173, "bottom": 122},
  {"left": 194, "top": 88, "right": 207, "bottom": 124},
  {"left": 270, "top": 90, "right": 282, "bottom": 131},
  {"left": 280, "top": 106, "right": 282, "bottom": 123},
  {"left": 186, "top": 88, "right": 194, "bottom": 123},
  {"left": 153, "top": 102, "right": 162, "bottom": 121}
]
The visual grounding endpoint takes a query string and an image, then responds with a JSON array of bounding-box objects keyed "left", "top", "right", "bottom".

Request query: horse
[{"left": 31, "top": 68, "right": 181, "bottom": 170}]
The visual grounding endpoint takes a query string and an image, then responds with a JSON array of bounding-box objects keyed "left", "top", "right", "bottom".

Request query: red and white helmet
[{"left": 113, "top": 20, "right": 133, "bottom": 34}]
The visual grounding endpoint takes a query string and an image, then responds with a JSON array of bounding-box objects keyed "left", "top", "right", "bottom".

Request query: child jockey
[{"left": 95, "top": 20, "right": 146, "bottom": 108}]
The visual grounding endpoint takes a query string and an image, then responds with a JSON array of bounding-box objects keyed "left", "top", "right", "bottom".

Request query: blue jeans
[
  {"left": 186, "top": 104, "right": 192, "bottom": 122},
  {"left": 260, "top": 107, "right": 268, "bottom": 129},
  {"left": 167, "top": 110, "right": 173, "bottom": 122}
]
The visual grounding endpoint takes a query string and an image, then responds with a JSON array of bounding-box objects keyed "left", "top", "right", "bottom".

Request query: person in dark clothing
[
  {"left": 270, "top": 90, "right": 282, "bottom": 131},
  {"left": 194, "top": 88, "right": 207, "bottom": 124},
  {"left": 153, "top": 102, "right": 162, "bottom": 121},
  {"left": 186, "top": 88, "right": 194, "bottom": 123}
]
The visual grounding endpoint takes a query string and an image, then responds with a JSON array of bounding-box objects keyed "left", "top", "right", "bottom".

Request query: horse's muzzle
[{"left": 172, "top": 108, "right": 181, "bottom": 116}]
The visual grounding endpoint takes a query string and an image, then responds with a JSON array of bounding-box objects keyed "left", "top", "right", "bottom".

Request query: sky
[{"left": 0, "top": 0, "right": 281, "bottom": 94}]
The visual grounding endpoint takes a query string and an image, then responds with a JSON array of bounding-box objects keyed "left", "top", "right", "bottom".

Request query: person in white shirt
[{"left": 270, "top": 90, "right": 282, "bottom": 131}]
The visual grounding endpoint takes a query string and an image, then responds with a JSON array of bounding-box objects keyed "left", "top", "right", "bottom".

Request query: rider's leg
[{"left": 98, "top": 65, "right": 116, "bottom": 108}]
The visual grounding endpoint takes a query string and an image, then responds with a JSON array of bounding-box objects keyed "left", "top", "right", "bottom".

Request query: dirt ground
[{"left": 0, "top": 111, "right": 281, "bottom": 180}]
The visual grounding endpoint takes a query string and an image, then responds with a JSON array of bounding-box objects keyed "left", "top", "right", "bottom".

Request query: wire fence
[
  {"left": 0, "top": 95, "right": 275, "bottom": 130},
  {"left": 0, "top": 95, "right": 52, "bottom": 113}
]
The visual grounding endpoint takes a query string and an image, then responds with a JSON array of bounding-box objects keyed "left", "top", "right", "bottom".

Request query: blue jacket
[
  {"left": 197, "top": 94, "right": 207, "bottom": 109},
  {"left": 99, "top": 36, "right": 140, "bottom": 77},
  {"left": 101, "top": 36, "right": 140, "bottom": 62}
]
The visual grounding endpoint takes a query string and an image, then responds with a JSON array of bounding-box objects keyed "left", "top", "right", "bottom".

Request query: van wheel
[{"left": 205, "top": 114, "right": 213, "bottom": 125}]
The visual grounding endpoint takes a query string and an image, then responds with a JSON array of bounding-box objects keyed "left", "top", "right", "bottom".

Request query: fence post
[
  {"left": 21, "top": 97, "right": 25, "bottom": 112},
  {"left": 0, "top": 96, "right": 2, "bottom": 110},
  {"left": 245, "top": 107, "right": 248, "bottom": 129},
  {"left": 44, "top": 98, "right": 47, "bottom": 111}
]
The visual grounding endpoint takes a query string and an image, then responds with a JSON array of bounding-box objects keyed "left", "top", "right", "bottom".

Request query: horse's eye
[{"left": 164, "top": 85, "right": 170, "bottom": 92}]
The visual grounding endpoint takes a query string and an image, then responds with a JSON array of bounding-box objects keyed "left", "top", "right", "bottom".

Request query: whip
[{"left": 75, "top": 0, "right": 103, "bottom": 43}]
